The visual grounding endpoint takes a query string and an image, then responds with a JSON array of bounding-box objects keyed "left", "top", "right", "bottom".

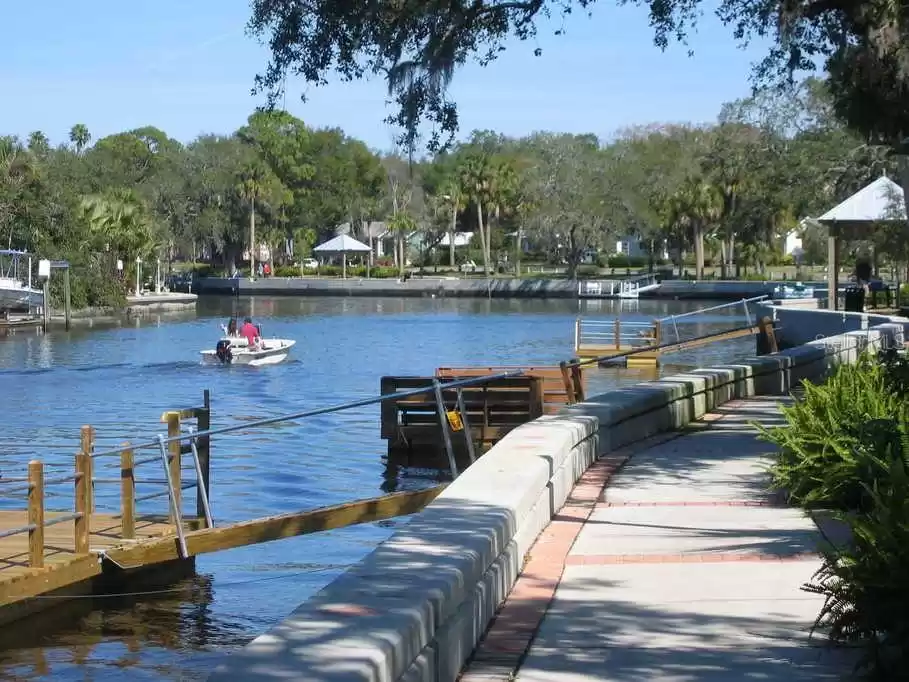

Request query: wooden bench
[
  {"left": 380, "top": 376, "right": 545, "bottom": 449},
  {"left": 435, "top": 366, "right": 585, "bottom": 414}
]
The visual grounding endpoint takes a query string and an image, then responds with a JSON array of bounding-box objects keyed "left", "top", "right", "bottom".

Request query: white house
[
  {"left": 784, "top": 226, "right": 805, "bottom": 256},
  {"left": 439, "top": 231, "right": 474, "bottom": 248},
  {"left": 615, "top": 235, "right": 669, "bottom": 260}
]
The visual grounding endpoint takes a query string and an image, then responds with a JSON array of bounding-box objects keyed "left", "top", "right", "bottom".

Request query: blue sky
[{"left": 2, "top": 1, "right": 774, "bottom": 151}]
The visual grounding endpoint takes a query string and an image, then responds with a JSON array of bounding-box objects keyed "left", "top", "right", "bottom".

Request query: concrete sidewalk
[{"left": 463, "top": 396, "right": 853, "bottom": 682}]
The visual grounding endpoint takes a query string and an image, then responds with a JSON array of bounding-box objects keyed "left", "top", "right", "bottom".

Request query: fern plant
[
  {"left": 756, "top": 355, "right": 909, "bottom": 512},
  {"left": 804, "top": 454, "right": 909, "bottom": 680}
]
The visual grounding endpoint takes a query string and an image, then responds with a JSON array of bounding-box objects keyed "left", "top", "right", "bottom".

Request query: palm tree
[
  {"left": 439, "top": 178, "right": 466, "bottom": 268},
  {"left": 79, "top": 189, "right": 157, "bottom": 287},
  {"left": 682, "top": 180, "right": 723, "bottom": 280},
  {"left": 458, "top": 154, "right": 492, "bottom": 277},
  {"left": 387, "top": 210, "right": 417, "bottom": 279},
  {"left": 27, "top": 131, "right": 50, "bottom": 156},
  {"left": 237, "top": 164, "right": 268, "bottom": 278},
  {"left": 0, "top": 138, "right": 35, "bottom": 248},
  {"left": 69, "top": 124, "right": 91, "bottom": 155}
]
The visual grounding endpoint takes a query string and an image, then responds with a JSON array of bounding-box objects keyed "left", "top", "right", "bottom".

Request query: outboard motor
[{"left": 215, "top": 339, "right": 233, "bottom": 364}]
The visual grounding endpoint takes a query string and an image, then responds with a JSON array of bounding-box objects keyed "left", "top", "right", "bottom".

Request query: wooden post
[
  {"left": 27, "top": 460, "right": 44, "bottom": 568},
  {"left": 42, "top": 279, "right": 50, "bottom": 331},
  {"left": 570, "top": 363, "right": 585, "bottom": 402},
  {"left": 165, "top": 411, "right": 182, "bottom": 522},
  {"left": 614, "top": 319, "right": 621, "bottom": 349},
  {"left": 653, "top": 320, "right": 662, "bottom": 345},
  {"left": 63, "top": 267, "right": 72, "bottom": 330},
  {"left": 758, "top": 316, "right": 780, "bottom": 355},
  {"left": 121, "top": 444, "right": 135, "bottom": 539},
  {"left": 827, "top": 227, "right": 839, "bottom": 311},
  {"left": 559, "top": 361, "right": 575, "bottom": 405},
  {"left": 527, "top": 377, "right": 545, "bottom": 419},
  {"left": 196, "top": 390, "right": 211, "bottom": 523},
  {"left": 74, "top": 453, "right": 90, "bottom": 554},
  {"left": 80, "top": 425, "right": 95, "bottom": 512}
]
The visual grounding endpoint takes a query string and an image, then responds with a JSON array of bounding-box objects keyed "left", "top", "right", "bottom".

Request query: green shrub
[
  {"left": 273, "top": 265, "right": 298, "bottom": 277},
  {"left": 804, "top": 452, "right": 909, "bottom": 679},
  {"left": 606, "top": 254, "right": 647, "bottom": 269},
  {"left": 757, "top": 355, "right": 909, "bottom": 512}
]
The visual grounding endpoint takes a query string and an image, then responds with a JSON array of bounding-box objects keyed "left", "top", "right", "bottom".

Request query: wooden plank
[
  {"left": 0, "top": 554, "right": 102, "bottom": 607},
  {"left": 661, "top": 326, "right": 757, "bottom": 353},
  {"left": 104, "top": 486, "right": 448, "bottom": 569}
]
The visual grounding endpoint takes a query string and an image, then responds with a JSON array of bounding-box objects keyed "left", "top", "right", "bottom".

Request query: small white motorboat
[{"left": 200, "top": 326, "right": 296, "bottom": 367}]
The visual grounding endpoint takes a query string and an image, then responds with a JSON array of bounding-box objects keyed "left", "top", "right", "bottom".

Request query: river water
[{"left": 0, "top": 296, "right": 756, "bottom": 680}]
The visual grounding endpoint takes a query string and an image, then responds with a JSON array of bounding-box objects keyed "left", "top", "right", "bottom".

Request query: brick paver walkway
[{"left": 460, "top": 396, "right": 854, "bottom": 682}]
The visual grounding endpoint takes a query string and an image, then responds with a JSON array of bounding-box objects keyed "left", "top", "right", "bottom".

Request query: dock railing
[
  {"left": 0, "top": 394, "right": 211, "bottom": 571},
  {"left": 85, "top": 372, "right": 524, "bottom": 559},
  {"left": 574, "top": 318, "right": 660, "bottom": 352},
  {"left": 578, "top": 273, "right": 660, "bottom": 298},
  {"left": 657, "top": 295, "right": 768, "bottom": 344}
]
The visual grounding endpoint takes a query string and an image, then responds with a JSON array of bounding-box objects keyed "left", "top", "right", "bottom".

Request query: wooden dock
[
  {"left": 0, "top": 390, "right": 448, "bottom": 627},
  {"left": 574, "top": 307, "right": 779, "bottom": 366},
  {"left": 380, "top": 375, "right": 545, "bottom": 454},
  {"left": 574, "top": 317, "right": 661, "bottom": 366}
]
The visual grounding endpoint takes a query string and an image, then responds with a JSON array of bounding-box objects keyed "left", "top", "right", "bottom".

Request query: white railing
[
  {"left": 578, "top": 273, "right": 660, "bottom": 299},
  {"left": 574, "top": 318, "right": 658, "bottom": 352}
]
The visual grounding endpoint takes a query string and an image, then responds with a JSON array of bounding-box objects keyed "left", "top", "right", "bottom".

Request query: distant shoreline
[{"left": 188, "top": 276, "right": 817, "bottom": 302}]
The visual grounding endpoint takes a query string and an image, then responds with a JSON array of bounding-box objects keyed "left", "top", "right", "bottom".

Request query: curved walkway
[{"left": 460, "top": 396, "right": 854, "bottom": 682}]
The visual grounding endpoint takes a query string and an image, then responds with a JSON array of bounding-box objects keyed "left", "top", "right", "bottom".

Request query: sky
[{"left": 2, "top": 1, "right": 776, "bottom": 152}]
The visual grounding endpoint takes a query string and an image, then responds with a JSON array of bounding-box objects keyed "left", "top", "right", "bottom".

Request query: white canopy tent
[
  {"left": 313, "top": 234, "right": 371, "bottom": 279},
  {"left": 812, "top": 176, "right": 906, "bottom": 310}
]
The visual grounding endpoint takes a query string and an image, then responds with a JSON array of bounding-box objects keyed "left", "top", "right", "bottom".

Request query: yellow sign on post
[{"left": 446, "top": 410, "right": 464, "bottom": 432}]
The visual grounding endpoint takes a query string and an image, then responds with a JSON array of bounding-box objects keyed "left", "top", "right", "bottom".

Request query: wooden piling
[
  {"left": 196, "top": 390, "right": 211, "bottom": 523},
  {"left": 570, "top": 362, "right": 585, "bottom": 402},
  {"left": 559, "top": 361, "right": 575, "bottom": 405},
  {"left": 27, "top": 461, "right": 44, "bottom": 568},
  {"left": 164, "top": 412, "right": 182, "bottom": 521},
  {"left": 121, "top": 444, "right": 135, "bottom": 539},
  {"left": 74, "top": 454, "right": 90, "bottom": 554},
  {"left": 758, "top": 316, "right": 779, "bottom": 354},
  {"left": 80, "top": 425, "right": 95, "bottom": 512}
]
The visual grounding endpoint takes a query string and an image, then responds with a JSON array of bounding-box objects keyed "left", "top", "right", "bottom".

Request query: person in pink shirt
[{"left": 239, "top": 317, "right": 260, "bottom": 348}]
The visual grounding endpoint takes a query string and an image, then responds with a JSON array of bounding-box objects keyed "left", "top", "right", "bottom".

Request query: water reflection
[{"left": 0, "top": 295, "right": 756, "bottom": 680}]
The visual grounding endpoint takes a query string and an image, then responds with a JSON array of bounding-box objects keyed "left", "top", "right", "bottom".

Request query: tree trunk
[
  {"left": 249, "top": 197, "right": 256, "bottom": 279},
  {"left": 694, "top": 221, "right": 705, "bottom": 281},
  {"left": 566, "top": 227, "right": 579, "bottom": 280},
  {"left": 449, "top": 204, "right": 457, "bottom": 268},
  {"left": 476, "top": 199, "right": 488, "bottom": 277}
]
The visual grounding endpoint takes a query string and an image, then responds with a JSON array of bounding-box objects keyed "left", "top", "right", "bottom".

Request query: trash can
[{"left": 844, "top": 286, "right": 865, "bottom": 312}]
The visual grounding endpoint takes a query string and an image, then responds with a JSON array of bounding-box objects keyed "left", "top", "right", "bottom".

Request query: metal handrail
[
  {"left": 570, "top": 322, "right": 762, "bottom": 368},
  {"left": 657, "top": 295, "right": 768, "bottom": 324},
  {"left": 89, "top": 370, "right": 526, "bottom": 459}
]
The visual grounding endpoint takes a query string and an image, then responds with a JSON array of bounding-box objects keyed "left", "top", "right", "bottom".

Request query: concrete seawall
[
  {"left": 192, "top": 277, "right": 818, "bottom": 301},
  {"left": 207, "top": 321, "right": 906, "bottom": 682},
  {"left": 757, "top": 303, "right": 907, "bottom": 348}
]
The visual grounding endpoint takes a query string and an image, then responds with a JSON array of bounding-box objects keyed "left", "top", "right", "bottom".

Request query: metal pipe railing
[
  {"left": 570, "top": 322, "right": 762, "bottom": 368},
  {"left": 89, "top": 370, "right": 525, "bottom": 459},
  {"left": 658, "top": 295, "right": 768, "bottom": 324}
]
